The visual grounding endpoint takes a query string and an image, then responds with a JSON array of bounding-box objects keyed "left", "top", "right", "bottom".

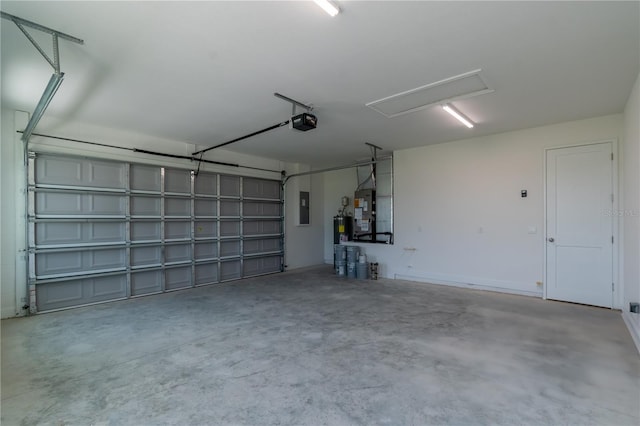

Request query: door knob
[{"left": 548, "top": 237, "right": 555, "bottom": 242}]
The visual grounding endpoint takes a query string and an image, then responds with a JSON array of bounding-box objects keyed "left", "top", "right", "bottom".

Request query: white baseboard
[
  {"left": 622, "top": 311, "right": 640, "bottom": 355},
  {"left": 393, "top": 273, "right": 542, "bottom": 298}
]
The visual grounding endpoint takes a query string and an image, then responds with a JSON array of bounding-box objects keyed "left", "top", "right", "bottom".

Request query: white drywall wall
[
  {"left": 622, "top": 72, "right": 640, "bottom": 350},
  {"left": 1, "top": 110, "right": 28, "bottom": 318},
  {"left": 284, "top": 164, "right": 325, "bottom": 270},
  {"left": 0, "top": 109, "right": 14, "bottom": 317},
  {"left": 325, "top": 114, "right": 624, "bottom": 304},
  {"left": 0, "top": 111, "right": 323, "bottom": 318}
]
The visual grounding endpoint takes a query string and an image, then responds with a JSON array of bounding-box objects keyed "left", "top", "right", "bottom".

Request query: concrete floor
[{"left": 2, "top": 266, "right": 639, "bottom": 425}]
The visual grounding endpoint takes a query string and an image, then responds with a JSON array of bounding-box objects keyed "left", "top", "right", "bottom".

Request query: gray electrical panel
[{"left": 353, "top": 189, "right": 376, "bottom": 241}]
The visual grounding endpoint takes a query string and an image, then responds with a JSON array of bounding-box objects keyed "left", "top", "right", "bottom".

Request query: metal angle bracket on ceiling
[
  {"left": 1, "top": 12, "right": 84, "bottom": 142},
  {"left": 274, "top": 92, "right": 313, "bottom": 115}
]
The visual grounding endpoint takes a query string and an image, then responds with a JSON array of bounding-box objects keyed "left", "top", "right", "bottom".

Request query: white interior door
[{"left": 546, "top": 142, "right": 614, "bottom": 308}]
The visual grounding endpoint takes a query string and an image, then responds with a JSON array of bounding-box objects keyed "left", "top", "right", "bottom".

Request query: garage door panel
[
  {"left": 89, "top": 222, "right": 126, "bottom": 242},
  {"left": 131, "top": 270, "right": 162, "bottom": 295},
  {"left": 220, "top": 221, "right": 240, "bottom": 237},
  {"left": 220, "top": 200, "right": 240, "bottom": 216},
  {"left": 195, "top": 199, "right": 216, "bottom": 216},
  {"left": 244, "top": 238, "right": 281, "bottom": 255},
  {"left": 243, "top": 178, "right": 280, "bottom": 199},
  {"left": 37, "top": 252, "right": 82, "bottom": 276},
  {"left": 30, "top": 153, "right": 283, "bottom": 312},
  {"left": 220, "top": 175, "right": 240, "bottom": 196},
  {"left": 243, "top": 201, "right": 280, "bottom": 217},
  {"left": 130, "top": 165, "right": 161, "bottom": 192},
  {"left": 165, "top": 198, "right": 191, "bottom": 217},
  {"left": 194, "top": 173, "right": 216, "bottom": 196},
  {"left": 221, "top": 260, "right": 241, "bottom": 281},
  {"left": 220, "top": 240, "right": 240, "bottom": 257},
  {"left": 195, "top": 262, "right": 218, "bottom": 285},
  {"left": 131, "top": 246, "right": 162, "bottom": 267},
  {"left": 165, "top": 169, "right": 191, "bottom": 194},
  {"left": 131, "top": 196, "right": 161, "bottom": 216},
  {"left": 194, "top": 242, "right": 217, "bottom": 260},
  {"left": 36, "top": 248, "right": 126, "bottom": 277},
  {"left": 37, "top": 156, "right": 126, "bottom": 189},
  {"left": 89, "top": 249, "right": 126, "bottom": 269},
  {"left": 131, "top": 222, "right": 161, "bottom": 242},
  {"left": 243, "top": 220, "right": 281, "bottom": 236},
  {"left": 36, "top": 222, "right": 82, "bottom": 245},
  {"left": 37, "top": 156, "right": 81, "bottom": 185},
  {"left": 243, "top": 256, "right": 281, "bottom": 277},
  {"left": 194, "top": 221, "right": 217, "bottom": 238},
  {"left": 88, "top": 161, "right": 127, "bottom": 189},
  {"left": 165, "top": 267, "right": 192, "bottom": 290},
  {"left": 38, "top": 281, "right": 82, "bottom": 307},
  {"left": 165, "top": 221, "right": 190, "bottom": 240},
  {"left": 89, "top": 194, "right": 127, "bottom": 215},
  {"left": 37, "top": 192, "right": 126, "bottom": 216},
  {"left": 36, "top": 274, "right": 126, "bottom": 312},
  {"left": 165, "top": 244, "right": 191, "bottom": 263},
  {"left": 93, "top": 277, "right": 124, "bottom": 297},
  {"left": 36, "top": 192, "right": 81, "bottom": 215}
]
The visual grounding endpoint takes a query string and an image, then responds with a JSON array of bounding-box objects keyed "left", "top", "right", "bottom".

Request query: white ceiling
[{"left": 1, "top": 1, "right": 638, "bottom": 167}]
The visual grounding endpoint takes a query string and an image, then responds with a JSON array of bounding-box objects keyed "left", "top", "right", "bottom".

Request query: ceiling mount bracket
[
  {"left": 1, "top": 12, "right": 84, "bottom": 141},
  {"left": 274, "top": 92, "right": 314, "bottom": 114},
  {"left": 365, "top": 142, "right": 383, "bottom": 160}
]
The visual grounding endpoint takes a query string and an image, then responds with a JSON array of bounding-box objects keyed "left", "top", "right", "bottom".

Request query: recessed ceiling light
[
  {"left": 313, "top": 0, "right": 340, "bottom": 17},
  {"left": 442, "top": 104, "right": 474, "bottom": 128}
]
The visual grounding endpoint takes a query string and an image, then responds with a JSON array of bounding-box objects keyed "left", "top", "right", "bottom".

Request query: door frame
[{"left": 543, "top": 139, "right": 620, "bottom": 309}]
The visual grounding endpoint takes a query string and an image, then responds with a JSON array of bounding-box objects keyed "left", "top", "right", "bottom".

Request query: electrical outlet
[{"left": 536, "top": 281, "right": 543, "bottom": 287}]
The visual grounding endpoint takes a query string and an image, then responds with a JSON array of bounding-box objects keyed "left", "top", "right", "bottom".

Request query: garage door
[{"left": 28, "top": 153, "right": 283, "bottom": 312}]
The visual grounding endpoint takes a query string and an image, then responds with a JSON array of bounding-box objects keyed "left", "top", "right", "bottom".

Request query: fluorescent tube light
[
  {"left": 442, "top": 104, "right": 474, "bottom": 128},
  {"left": 313, "top": 0, "right": 340, "bottom": 17}
]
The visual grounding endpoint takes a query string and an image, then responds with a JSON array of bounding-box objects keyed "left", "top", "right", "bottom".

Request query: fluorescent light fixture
[
  {"left": 442, "top": 104, "right": 474, "bottom": 128},
  {"left": 313, "top": 0, "right": 340, "bottom": 17}
]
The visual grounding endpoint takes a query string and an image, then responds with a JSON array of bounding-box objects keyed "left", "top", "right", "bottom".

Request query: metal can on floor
[
  {"left": 347, "top": 262, "right": 357, "bottom": 278},
  {"left": 346, "top": 246, "right": 360, "bottom": 264},
  {"left": 357, "top": 262, "right": 368, "bottom": 279}
]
